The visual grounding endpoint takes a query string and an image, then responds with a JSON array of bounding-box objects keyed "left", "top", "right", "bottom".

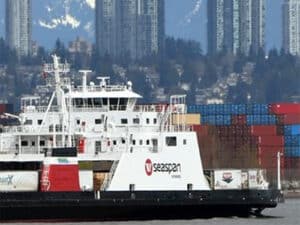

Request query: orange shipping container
[{"left": 172, "top": 114, "right": 201, "bottom": 125}]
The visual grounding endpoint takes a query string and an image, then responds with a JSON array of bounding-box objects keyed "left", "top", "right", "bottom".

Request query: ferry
[{"left": 0, "top": 55, "right": 281, "bottom": 221}]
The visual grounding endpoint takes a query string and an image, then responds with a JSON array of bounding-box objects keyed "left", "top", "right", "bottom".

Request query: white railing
[
  {"left": 72, "top": 85, "right": 127, "bottom": 93},
  {"left": 22, "top": 106, "right": 60, "bottom": 113}
]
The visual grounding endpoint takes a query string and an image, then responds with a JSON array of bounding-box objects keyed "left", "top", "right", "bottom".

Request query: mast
[{"left": 43, "top": 55, "right": 70, "bottom": 147}]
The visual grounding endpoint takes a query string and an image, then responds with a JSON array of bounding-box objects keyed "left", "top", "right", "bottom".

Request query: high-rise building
[
  {"left": 283, "top": 0, "right": 300, "bottom": 55},
  {"left": 207, "top": 0, "right": 265, "bottom": 55},
  {"left": 5, "top": 0, "right": 32, "bottom": 56},
  {"left": 95, "top": 0, "right": 164, "bottom": 60}
]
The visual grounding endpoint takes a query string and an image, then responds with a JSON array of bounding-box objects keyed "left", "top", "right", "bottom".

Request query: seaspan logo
[
  {"left": 222, "top": 172, "right": 233, "bottom": 183},
  {"left": 145, "top": 159, "right": 153, "bottom": 176},
  {"left": 145, "top": 159, "right": 181, "bottom": 177}
]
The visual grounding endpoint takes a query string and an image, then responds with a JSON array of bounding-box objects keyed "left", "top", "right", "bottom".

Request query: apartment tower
[
  {"left": 207, "top": 0, "right": 265, "bottom": 55},
  {"left": 5, "top": 0, "right": 32, "bottom": 56},
  {"left": 283, "top": 0, "right": 300, "bottom": 55},
  {"left": 95, "top": 0, "right": 165, "bottom": 60}
]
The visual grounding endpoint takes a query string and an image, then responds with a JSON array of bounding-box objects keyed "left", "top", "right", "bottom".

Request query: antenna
[
  {"left": 79, "top": 70, "right": 92, "bottom": 92},
  {"left": 97, "top": 77, "right": 110, "bottom": 88}
]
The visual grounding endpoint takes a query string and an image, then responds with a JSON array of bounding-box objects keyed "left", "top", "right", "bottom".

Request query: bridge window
[
  {"left": 103, "top": 98, "right": 108, "bottom": 106},
  {"left": 110, "top": 98, "right": 118, "bottom": 110},
  {"left": 94, "top": 98, "right": 102, "bottom": 107},
  {"left": 38, "top": 120, "right": 42, "bottom": 125},
  {"left": 166, "top": 137, "right": 177, "bottom": 146},
  {"left": 146, "top": 118, "right": 150, "bottom": 124},
  {"left": 119, "top": 98, "right": 128, "bottom": 110},
  {"left": 74, "top": 98, "right": 84, "bottom": 108},
  {"left": 153, "top": 118, "right": 157, "bottom": 124},
  {"left": 183, "top": 139, "right": 187, "bottom": 145}
]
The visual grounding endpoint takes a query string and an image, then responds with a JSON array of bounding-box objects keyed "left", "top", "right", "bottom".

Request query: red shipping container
[
  {"left": 231, "top": 115, "right": 247, "bottom": 125},
  {"left": 277, "top": 114, "right": 300, "bottom": 125},
  {"left": 0, "top": 104, "right": 6, "bottom": 113},
  {"left": 284, "top": 157, "right": 300, "bottom": 168},
  {"left": 258, "top": 147, "right": 284, "bottom": 169},
  {"left": 270, "top": 103, "right": 300, "bottom": 115},
  {"left": 192, "top": 125, "right": 209, "bottom": 136},
  {"left": 251, "top": 125, "right": 277, "bottom": 136},
  {"left": 258, "top": 136, "right": 284, "bottom": 146}
]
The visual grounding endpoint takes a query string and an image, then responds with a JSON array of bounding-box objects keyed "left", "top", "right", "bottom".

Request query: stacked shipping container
[{"left": 187, "top": 103, "right": 300, "bottom": 186}]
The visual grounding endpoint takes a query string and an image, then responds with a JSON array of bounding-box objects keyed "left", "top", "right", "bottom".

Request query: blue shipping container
[{"left": 285, "top": 147, "right": 300, "bottom": 157}]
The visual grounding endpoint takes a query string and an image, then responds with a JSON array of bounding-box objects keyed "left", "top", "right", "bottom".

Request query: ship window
[
  {"left": 94, "top": 98, "right": 102, "bottom": 107},
  {"left": 146, "top": 140, "right": 150, "bottom": 145},
  {"left": 55, "top": 124, "right": 62, "bottom": 132},
  {"left": 21, "top": 140, "right": 28, "bottom": 146},
  {"left": 87, "top": 98, "right": 93, "bottom": 107},
  {"left": 139, "top": 140, "right": 143, "bottom": 145},
  {"left": 113, "top": 140, "right": 117, "bottom": 145},
  {"left": 24, "top": 120, "right": 32, "bottom": 125},
  {"left": 40, "top": 140, "right": 45, "bottom": 146},
  {"left": 133, "top": 118, "right": 140, "bottom": 124},
  {"left": 166, "top": 137, "right": 177, "bottom": 146},
  {"left": 122, "top": 138, "right": 126, "bottom": 144},
  {"left": 31, "top": 141, "right": 35, "bottom": 146},
  {"left": 74, "top": 98, "right": 84, "bottom": 107},
  {"left": 95, "top": 119, "right": 102, "bottom": 124},
  {"left": 103, "top": 98, "right": 108, "bottom": 106},
  {"left": 76, "top": 119, "right": 81, "bottom": 125},
  {"left": 132, "top": 140, "right": 136, "bottom": 145},
  {"left": 183, "top": 139, "right": 187, "bottom": 145},
  {"left": 95, "top": 141, "right": 102, "bottom": 153},
  {"left": 153, "top": 118, "right": 157, "bottom": 124},
  {"left": 121, "top": 119, "right": 128, "bottom": 124},
  {"left": 38, "top": 120, "right": 42, "bottom": 125},
  {"left": 110, "top": 98, "right": 118, "bottom": 110},
  {"left": 146, "top": 118, "right": 150, "bottom": 124},
  {"left": 119, "top": 98, "right": 128, "bottom": 110}
]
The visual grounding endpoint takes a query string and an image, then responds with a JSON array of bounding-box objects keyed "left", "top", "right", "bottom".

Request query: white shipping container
[
  {"left": 248, "top": 169, "right": 269, "bottom": 190},
  {"left": 0, "top": 171, "right": 38, "bottom": 192},
  {"left": 79, "top": 170, "right": 93, "bottom": 191},
  {"left": 214, "top": 170, "right": 242, "bottom": 190}
]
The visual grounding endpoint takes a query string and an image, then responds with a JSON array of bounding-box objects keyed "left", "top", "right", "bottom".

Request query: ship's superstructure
[{"left": 0, "top": 55, "right": 210, "bottom": 191}]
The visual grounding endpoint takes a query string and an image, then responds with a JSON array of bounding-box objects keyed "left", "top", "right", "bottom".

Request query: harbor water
[{"left": 2, "top": 199, "right": 299, "bottom": 225}]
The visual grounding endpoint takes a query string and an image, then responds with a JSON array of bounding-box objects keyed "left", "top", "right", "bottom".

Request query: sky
[{"left": 0, "top": 0, "right": 283, "bottom": 51}]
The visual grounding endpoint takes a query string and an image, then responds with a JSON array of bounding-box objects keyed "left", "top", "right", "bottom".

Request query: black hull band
[{"left": 0, "top": 189, "right": 281, "bottom": 221}]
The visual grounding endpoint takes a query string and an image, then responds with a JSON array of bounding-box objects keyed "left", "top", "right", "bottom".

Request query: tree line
[{"left": 0, "top": 37, "right": 299, "bottom": 104}]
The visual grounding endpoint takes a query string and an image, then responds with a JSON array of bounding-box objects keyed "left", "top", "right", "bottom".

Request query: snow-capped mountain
[{"left": 0, "top": 0, "right": 282, "bottom": 51}]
